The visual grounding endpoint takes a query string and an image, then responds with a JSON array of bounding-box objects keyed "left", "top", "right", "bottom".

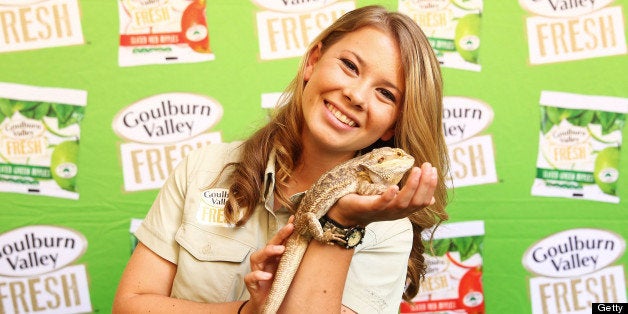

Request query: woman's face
[{"left": 300, "top": 26, "right": 404, "bottom": 155}]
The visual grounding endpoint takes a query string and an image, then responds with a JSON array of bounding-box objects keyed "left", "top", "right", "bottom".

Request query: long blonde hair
[{"left": 221, "top": 5, "right": 449, "bottom": 301}]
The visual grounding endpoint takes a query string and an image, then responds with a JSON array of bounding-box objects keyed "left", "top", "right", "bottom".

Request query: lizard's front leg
[
  {"left": 300, "top": 212, "right": 346, "bottom": 244},
  {"left": 357, "top": 180, "right": 390, "bottom": 195}
]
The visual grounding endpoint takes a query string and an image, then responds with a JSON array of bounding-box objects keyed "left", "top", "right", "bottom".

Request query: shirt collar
[
  {"left": 262, "top": 149, "right": 278, "bottom": 213},
  {"left": 262, "top": 149, "right": 304, "bottom": 214}
]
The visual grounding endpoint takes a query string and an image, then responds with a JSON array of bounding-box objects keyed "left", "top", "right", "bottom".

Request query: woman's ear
[
  {"left": 304, "top": 42, "right": 322, "bottom": 81},
  {"left": 380, "top": 128, "right": 395, "bottom": 141}
]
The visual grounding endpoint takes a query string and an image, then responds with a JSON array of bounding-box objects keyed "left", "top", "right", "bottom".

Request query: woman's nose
[{"left": 343, "top": 82, "right": 367, "bottom": 110}]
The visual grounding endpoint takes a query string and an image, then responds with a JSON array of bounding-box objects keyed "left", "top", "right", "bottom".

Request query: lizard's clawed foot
[{"left": 315, "top": 229, "right": 347, "bottom": 245}]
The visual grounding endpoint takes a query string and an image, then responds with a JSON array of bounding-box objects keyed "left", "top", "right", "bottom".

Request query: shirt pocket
[{"left": 173, "top": 222, "right": 254, "bottom": 302}]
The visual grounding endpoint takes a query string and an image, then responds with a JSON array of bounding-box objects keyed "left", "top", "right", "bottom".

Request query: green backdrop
[{"left": 1, "top": 1, "right": 627, "bottom": 313}]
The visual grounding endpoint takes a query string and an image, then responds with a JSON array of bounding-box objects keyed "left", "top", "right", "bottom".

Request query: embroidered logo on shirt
[{"left": 196, "top": 188, "right": 230, "bottom": 226}]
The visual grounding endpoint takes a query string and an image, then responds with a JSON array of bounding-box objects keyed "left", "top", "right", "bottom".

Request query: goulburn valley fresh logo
[{"left": 0, "top": 225, "right": 92, "bottom": 313}]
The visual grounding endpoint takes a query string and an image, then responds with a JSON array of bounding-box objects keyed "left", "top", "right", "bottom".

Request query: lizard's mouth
[{"left": 325, "top": 101, "right": 358, "bottom": 127}]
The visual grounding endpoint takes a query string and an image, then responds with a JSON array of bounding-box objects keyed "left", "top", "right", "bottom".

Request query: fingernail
[{"left": 432, "top": 168, "right": 437, "bottom": 179}]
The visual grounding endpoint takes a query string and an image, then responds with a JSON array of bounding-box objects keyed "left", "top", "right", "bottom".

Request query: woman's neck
[{"left": 287, "top": 145, "right": 356, "bottom": 194}]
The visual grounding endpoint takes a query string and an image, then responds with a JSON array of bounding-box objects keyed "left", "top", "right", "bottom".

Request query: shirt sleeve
[
  {"left": 342, "top": 218, "right": 413, "bottom": 314},
  {"left": 134, "top": 151, "right": 191, "bottom": 265}
]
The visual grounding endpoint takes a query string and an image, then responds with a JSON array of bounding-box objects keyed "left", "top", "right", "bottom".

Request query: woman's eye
[
  {"left": 341, "top": 58, "right": 358, "bottom": 74},
  {"left": 378, "top": 88, "right": 396, "bottom": 103}
]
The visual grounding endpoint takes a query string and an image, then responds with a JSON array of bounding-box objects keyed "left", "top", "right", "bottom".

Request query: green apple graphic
[
  {"left": 594, "top": 146, "right": 620, "bottom": 195},
  {"left": 51, "top": 140, "right": 79, "bottom": 191},
  {"left": 455, "top": 14, "right": 481, "bottom": 63}
]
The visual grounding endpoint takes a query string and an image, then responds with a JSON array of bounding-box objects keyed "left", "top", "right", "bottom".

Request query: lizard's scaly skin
[{"left": 261, "top": 147, "right": 415, "bottom": 313}]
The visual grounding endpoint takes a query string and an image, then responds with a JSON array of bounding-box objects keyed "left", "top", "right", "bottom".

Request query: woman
[{"left": 113, "top": 5, "right": 448, "bottom": 314}]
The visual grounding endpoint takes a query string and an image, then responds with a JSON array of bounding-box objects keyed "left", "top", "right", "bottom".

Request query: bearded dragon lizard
[{"left": 261, "top": 147, "right": 415, "bottom": 313}]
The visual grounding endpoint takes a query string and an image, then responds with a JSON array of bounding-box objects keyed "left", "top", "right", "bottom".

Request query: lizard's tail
[{"left": 261, "top": 234, "right": 309, "bottom": 314}]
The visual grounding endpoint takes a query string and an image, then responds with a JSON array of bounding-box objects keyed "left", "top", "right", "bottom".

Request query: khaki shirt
[{"left": 135, "top": 142, "right": 412, "bottom": 313}]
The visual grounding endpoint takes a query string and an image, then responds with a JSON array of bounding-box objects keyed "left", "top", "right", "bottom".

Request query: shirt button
[{"left": 201, "top": 244, "right": 211, "bottom": 255}]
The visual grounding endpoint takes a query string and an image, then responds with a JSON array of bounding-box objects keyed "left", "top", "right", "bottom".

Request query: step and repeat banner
[{"left": 1, "top": 1, "right": 627, "bottom": 313}]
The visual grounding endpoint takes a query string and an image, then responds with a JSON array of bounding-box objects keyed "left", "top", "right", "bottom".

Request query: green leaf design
[
  {"left": 0, "top": 98, "right": 14, "bottom": 117},
  {"left": 565, "top": 109, "right": 584, "bottom": 119},
  {"left": 452, "top": 236, "right": 473, "bottom": 255},
  {"left": 540, "top": 106, "right": 554, "bottom": 134},
  {"left": 546, "top": 106, "right": 564, "bottom": 124},
  {"left": 425, "top": 238, "right": 451, "bottom": 257},
  {"left": 597, "top": 111, "right": 617, "bottom": 132},
  {"left": 16, "top": 101, "right": 44, "bottom": 119},
  {"left": 54, "top": 105, "right": 85, "bottom": 129},
  {"left": 52, "top": 103, "right": 74, "bottom": 125},
  {"left": 604, "top": 113, "right": 625, "bottom": 135},
  {"left": 58, "top": 115, "right": 77, "bottom": 129},
  {"left": 46, "top": 105, "right": 57, "bottom": 117},
  {"left": 453, "top": 236, "right": 484, "bottom": 262},
  {"left": 32, "top": 102, "right": 51, "bottom": 119},
  {"left": 579, "top": 110, "right": 595, "bottom": 126},
  {"left": 17, "top": 100, "right": 40, "bottom": 112},
  {"left": 423, "top": 235, "right": 484, "bottom": 261},
  {"left": 20, "top": 108, "right": 36, "bottom": 118},
  {"left": 460, "top": 242, "right": 479, "bottom": 261},
  {"left": 567, "top": 110, "right": 594, "bottom": 127}
]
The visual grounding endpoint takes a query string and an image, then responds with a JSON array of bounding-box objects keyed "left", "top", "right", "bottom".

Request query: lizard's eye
[{"left": 377, "top": 157, "right": 385, "bottom": 163}]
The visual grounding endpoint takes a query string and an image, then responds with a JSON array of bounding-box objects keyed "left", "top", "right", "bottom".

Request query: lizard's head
[{"left": 360, "top": 147, "right": 415, "bottom": 185}]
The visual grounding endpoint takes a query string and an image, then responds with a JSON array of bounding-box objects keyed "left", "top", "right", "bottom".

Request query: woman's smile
[{"left": 325, "top": 101, "right": 358, "bottom": 128}]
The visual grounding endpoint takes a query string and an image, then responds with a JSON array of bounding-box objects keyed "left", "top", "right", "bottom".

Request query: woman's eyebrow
[{"left": 342, "top": 50, "right": 402, "bottom": 95}]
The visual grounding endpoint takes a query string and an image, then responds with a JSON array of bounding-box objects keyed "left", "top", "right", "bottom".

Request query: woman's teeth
[{"left": 326, "top": 103, "right": 357, "bottom": 127}]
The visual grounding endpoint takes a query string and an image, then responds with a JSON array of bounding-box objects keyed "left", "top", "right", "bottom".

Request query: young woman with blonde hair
[{"left": 114, "top": 5, "right": 448, "bottom": 313}]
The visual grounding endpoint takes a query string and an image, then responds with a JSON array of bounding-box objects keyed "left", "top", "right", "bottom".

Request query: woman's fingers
[
  {"left": 393, "top": 162, "right": 436, "bottom": 209},
  {"left": 247, "top": 244, "right": 285, "bottom": 295},
  {"left": 249, "top": 218, "right": 293, "bottom": 273},
  {"left": 392, "top": 167, "right": 422, "bottom": 208},
  {"left": 410, "top": 163, "right": 438, "bottom": 208},
  {"left": 245, "top": 218, "right": 295, "bottom": 309},
  {"left": 250, "top": 245, "right": 285, "bottom": 268},
  {"left": 244, "top": 270, "right": 273, "bottom": 290},
  {"left": 269, "top": 216, "right": 294, "bottom": 245},
  {"left": 328, "top": 163, "right": 439, "bottom": 225}
]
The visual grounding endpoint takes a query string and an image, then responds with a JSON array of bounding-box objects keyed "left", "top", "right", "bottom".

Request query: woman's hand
[
  {"left": 243, "top": 216, "right": 294, "bottom": 313},
  {"left": 328, "top": 162, "right": 438, "bottom": 227}
]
